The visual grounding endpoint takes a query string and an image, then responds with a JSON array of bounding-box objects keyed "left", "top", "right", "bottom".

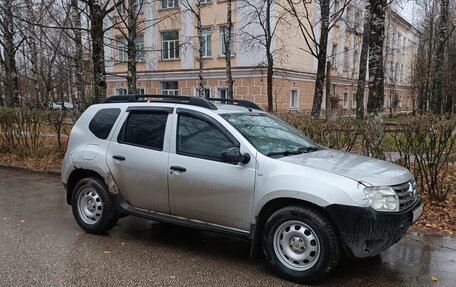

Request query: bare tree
[
  {"left": 238, "top": 0, "right": 288, "bottom": 112},
  {"left": 283, "top": 0, "right": 352, "bottom": 118},
  {"left": 0, "top": 0, "right": 22, "bottom": 107},
  {"left": 354, "top": 2, "right": 370, "bottom": 119},
  {"left": 225, "top": 0, "right": 234, "bottom": 99}
]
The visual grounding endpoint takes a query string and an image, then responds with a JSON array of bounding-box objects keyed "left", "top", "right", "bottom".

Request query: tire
[
  {"left": 263, "top": 206, "right": 340, "bottom": 283},
  {"left": 71, "top": 177, "right": 119, "bottom": 234}
]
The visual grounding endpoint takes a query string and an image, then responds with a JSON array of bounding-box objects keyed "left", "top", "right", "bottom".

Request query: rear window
[
  {"left": 89, "top": 108, "right": 121, "bottom": 139},
  {"left": 119, "top": 111, "right": 168, "bottom": 150}
]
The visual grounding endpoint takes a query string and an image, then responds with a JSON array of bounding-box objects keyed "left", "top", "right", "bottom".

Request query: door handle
[
  {"left": 170, "top": 166, "right": 186, "bottom": 172},
  {"left": 113, "top": 155, "right": 126, "bottom": 161}
]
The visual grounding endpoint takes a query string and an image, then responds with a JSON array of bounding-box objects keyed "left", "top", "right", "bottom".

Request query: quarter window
[
  {"left": 89, "top": 108, "right": 121, "bottom": 139},
  {"left": 120, "top": 111, "right": 168, "bottom": 150},
  {"left": 177, "top": 114, "right": 236, "bottom": 161}
]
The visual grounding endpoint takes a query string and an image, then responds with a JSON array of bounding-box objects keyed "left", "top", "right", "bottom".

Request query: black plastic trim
[
  {"left": 126, "top": 106, "right": 173, "bottom": 113},
  {"left": 325, "top": 198, "right": 422, "bottom": 258},
  {"left": 103, "top": 94, "right": 218, "bottom": 110},
  {"left": 207, "top": 98, "right": 262, "bottom": 111},
  {"left": 112, "top": 192, "right": 250, "bottom": 239}
]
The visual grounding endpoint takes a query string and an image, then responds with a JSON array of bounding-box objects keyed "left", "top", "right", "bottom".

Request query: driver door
[{"left": 168, "top": 110, "right": 256, "bottom": 231}]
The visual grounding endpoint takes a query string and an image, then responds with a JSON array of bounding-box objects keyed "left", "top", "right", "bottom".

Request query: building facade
[{"left": 105, "top": 0, "right": 419, "bottom": 115}]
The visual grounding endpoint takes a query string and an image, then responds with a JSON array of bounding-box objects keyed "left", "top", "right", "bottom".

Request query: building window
[
  {"left": 161, "top": 0, "right": 178, "bottom": 9},
  {"left": 116, "top": 37, "right": 127, "bottom": 62},
  {"left": 136, "top": 35, "right": 145, "bottom": 60},
  {"left": 161, "top": 81, "right": 178, "bottom": 95},
  {"left": 218, "top": 87, "right": 227, "bottom": 99},
  {"left": 134, "top": 0, "right": 142, "bottom": 12},
  {"left": 331, "top": 44, "right": 338, "bottom": 66},
  {"left": 333, "top": 0, "right": 340, "bottom": 14},
  {"left": 352, "top": 92, "right": 356, "bottom": 108},
  {"left": 290, "top": 89, "right": 299, "bottom": 110},
  {"left": 194, "top": 87, "right": 211, "bottom": 98},
  {"left": 116, "top": 88, "right": 128, "bottom": 95},
  {"left": 343, "top": 92, "right": 348, "bottom": 109},
  {"left": 220, "top": 26, "right": 234, "bottom": 56},
  {"left": 202, "top": 28, "right": 212, "bottom": 57},
  {"left": 199, "top": 0, "right": 212, "bottom": 3},
  {"left": 116, "top": 0, "right": 125, "bottom": 14},
  {"left": 343, "top": 47, "right": 349, "bottom": 71},
  {"left": 162, "top": 31, "right": 179, "bottom": 60}
]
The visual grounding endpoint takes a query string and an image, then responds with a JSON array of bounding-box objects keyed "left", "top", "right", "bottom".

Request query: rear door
[{"left": 106, "top": 106, "right": 173, "bottom": 213}]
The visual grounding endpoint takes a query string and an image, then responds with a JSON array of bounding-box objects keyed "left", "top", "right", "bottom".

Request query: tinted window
[
  {"left": 89, "top": 108, "right": 121, "bottom": 139},
  {"left": 177, "top": 114, "right": 235, "bottom": 160},
  {"left": 121, "top": 112, "right": 168, "bottom": 150}
]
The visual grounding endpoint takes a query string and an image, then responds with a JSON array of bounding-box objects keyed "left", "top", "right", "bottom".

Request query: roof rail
[
  {"left": 103, "top": 94, "right": 217, "bottom": 110},
  {"left": 207, "top": 98, "right": 262, "bottom": 111}
]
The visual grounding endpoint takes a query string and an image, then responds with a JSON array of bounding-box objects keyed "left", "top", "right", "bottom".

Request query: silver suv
[{"left": 61, "top": 95, "right": 423, "bottom": 283}]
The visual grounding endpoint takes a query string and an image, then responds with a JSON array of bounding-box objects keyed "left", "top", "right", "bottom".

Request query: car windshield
[{"left": 221, "top": 113, "right": 321, "bottom": 157}]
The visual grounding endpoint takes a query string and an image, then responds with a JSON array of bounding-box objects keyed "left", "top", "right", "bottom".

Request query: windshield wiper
[
  {"left": 267, "top": 146, "right": 322, "bottom": 157},
  {"left": 297, "top": 146, "right": 322, "bottom": 153},
  {"left": 267, "top": 150, "right": 303, "bottom": 157}
]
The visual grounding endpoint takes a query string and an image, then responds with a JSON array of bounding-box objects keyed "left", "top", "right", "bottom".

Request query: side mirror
[{"left": 221, "top": 147, "right": 251, "bottom": 164}]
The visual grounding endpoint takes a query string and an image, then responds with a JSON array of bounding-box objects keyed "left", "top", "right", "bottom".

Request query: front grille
[{"left": 391, "top": 181, "right": 416, "bottom": 211}]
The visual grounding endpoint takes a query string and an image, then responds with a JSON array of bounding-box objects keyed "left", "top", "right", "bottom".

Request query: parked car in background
[
  {"left": 48, "top": 102, "right": 74, "bottom": 110},
  {"left": 61, "top": 95, "right": 423, "bottom": 283}
]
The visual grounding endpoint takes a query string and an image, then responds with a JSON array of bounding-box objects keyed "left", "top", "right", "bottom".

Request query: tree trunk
[
  {"left": 311, "top": 0, "right": 330, "bottom": 118},
  {"left": 127, "top": 0, "right": 137, "bottom": 95},
  {"left": 1, "top": 0, "right": 20, "bottom": 107},
  {"left": 355, "top": 3, "right": 371, "bottom": 119},
  {"left": 89, "top": 1, "right": 107, "bottom": 104},
  {"left": 71, "top": 0, "right": 86, "bottom": 109},
  {"left": 431, "top": 0, "right": 449, "bottom": 114},
  {"left": 196, "top": 2, "right": 205, "bottom": 97},
  {"left": 225, "top": 0, "right": 234, "bottom": 99},
  {"left": 265, "top": 0, "right": 273, "bottom": 112},
  {"left": 366, "top": 0, "right": 387, "bottom": 118}
]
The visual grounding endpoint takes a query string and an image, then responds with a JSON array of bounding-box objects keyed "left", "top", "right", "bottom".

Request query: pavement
[{"left": 0, "top": 167, "right": 455, "bottom": 287}]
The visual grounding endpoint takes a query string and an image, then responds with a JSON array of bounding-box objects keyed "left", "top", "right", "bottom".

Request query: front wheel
[
  {"left": 263, "top": 206, "right": 340, "bottom": 283},
  {"left": 72, "top": 177, "right": 119, "bottom": 234}
]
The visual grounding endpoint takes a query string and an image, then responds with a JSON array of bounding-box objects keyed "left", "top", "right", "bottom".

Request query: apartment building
[{"left": 105, "top": 0, "right": 419, "bottom": 115}]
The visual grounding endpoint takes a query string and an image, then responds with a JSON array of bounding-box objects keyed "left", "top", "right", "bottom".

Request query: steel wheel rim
[
  {"left": 77, "top": 187, "right": 103, "bottom": 225},
  {"left": 273, "top": 220, "right": 321, "bottom": 271}
]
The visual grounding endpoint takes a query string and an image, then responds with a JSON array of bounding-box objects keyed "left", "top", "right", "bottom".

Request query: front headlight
[{"left": 363, "top": 186, "right": 399, "bottom": 212}]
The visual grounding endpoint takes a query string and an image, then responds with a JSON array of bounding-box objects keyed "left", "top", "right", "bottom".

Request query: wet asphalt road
[{"left": 0, "top": 167, "right": 455, "bottom": 287}]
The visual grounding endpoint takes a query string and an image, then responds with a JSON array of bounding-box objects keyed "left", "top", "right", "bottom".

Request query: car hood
[{"left": 277, "top": 149, "right": 412, "bottom": 186}]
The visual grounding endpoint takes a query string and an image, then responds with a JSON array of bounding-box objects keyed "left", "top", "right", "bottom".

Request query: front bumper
[{"left": 325, "top": 198, "right": 423, "bottom": 258}]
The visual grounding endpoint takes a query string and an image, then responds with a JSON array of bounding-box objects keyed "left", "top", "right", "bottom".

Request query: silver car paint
[{"left": 62, "top": 102, "right": 413, "bottom": 234}]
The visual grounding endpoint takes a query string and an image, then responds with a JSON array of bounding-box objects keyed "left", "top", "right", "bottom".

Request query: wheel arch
[
  {"left": 66, "top": 169, "right": 105, "bottom": 205},
  {"left": 251, "top": 197, "right": 341, "bottom": 257}
]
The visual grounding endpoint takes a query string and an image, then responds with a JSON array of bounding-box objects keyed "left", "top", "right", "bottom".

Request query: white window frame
[
  {"left": 217, "top": 87, "right": 228, "bottom": 99},
  {"left": 343, "top": 46, "right": 349, "bottom": 71},
  {"left": 116, "top": 37, "right": 127, "bottom": 62},
  {"left": 220, "top": 26, "right": 235, "bottom": 56},
  {"left": 343, "top": 92, "right": 348, "bottom": 109},
  {"left": 199, "top": 0, "right": 212, "bottom": 3},
  {"left": 194, "top": 86, "right": 211, "bottom": 98},
  {"left": 290, "top": 89, "right": 299, "bottom": 110},
  {"left": 161, "top": 31, "right": 179, "bottom": 60},
  {"left": 331, "top": 44, "right": 338, "bottom": 67},
  {"left": 202, "top": 28, "right": 212, "bottom": 58},
  {"left": 161, "top": 81, "right": 179, "bottom": 95},
  {"left": 161, "top": 0, "right": 178, "bottom": 9},
  {"left": 116, "top": 88, "right": 128, "bottom": 95},
  {"left": 135, "top": 34, "right": 145, "bottom": 61},
  {"left": 134, "top": 0, "right": 142, "bottom": 12},
  {"left": 352, "top": 92, "right": 356, "bottom": 108},
  {"left": 116, "top": 0, "right": 125, "bottom": 15}
]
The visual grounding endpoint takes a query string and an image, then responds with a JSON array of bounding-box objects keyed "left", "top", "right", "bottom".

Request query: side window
[
  {"left": 119, "top": 111, "right": 168, "bottom": 150},
  {"left": 177, "top": 114, "right": 236, "bottom": 161},
  {"left": 89, "top": 108, "right": 121, "bottom": 139}
]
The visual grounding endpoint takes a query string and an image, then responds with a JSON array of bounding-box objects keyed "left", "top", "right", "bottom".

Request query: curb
[{"left": 0, "top": 163, "right": 60, "bottom": 175}]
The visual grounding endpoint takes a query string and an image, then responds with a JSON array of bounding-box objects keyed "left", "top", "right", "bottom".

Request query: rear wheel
[
  {"left": 263, "top": 206, "right": 340, "bottom": 283},
  {"left": 72, "top": 177, "right": 119, "bottom": 234}
]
